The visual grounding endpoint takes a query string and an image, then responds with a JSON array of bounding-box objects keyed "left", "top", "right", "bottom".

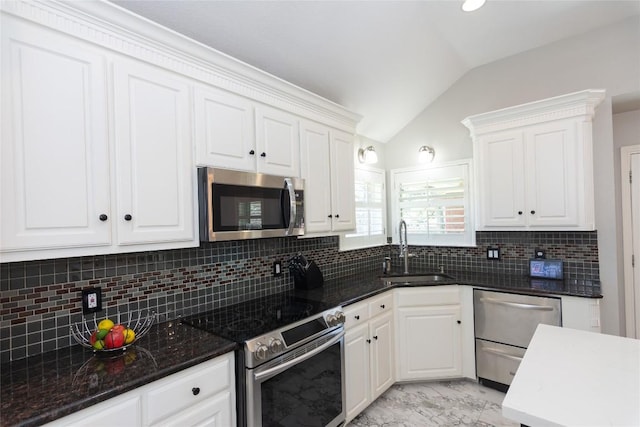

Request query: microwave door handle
[{"left": 283, "top": 178, "right": 296, "bottom": 235}]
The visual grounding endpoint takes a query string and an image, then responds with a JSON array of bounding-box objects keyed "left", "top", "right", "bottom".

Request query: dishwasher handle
[
  {"left": 480, "top": 297, "right": 555, "bottom": 311},
  {"left": 480, "top": 346, "right": 524, "bottom": 362}
]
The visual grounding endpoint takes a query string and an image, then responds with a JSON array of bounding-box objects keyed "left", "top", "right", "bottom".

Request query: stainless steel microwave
[{"left": 197, "top": 168, "right": 304, "bottom": 241}]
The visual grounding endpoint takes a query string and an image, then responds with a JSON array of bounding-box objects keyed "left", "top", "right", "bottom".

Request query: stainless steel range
[{"left": 183, "top": 293, "right": 346, "bottom": 427}]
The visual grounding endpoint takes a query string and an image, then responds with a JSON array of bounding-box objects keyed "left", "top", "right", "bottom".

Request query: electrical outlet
[
  {"left": 273, "top": 261, "right": 283, "bottom": 277},
  {"left": 535, "top": 249, "right": 546, "bottom": 259},
  {"left": 82, "top": 287, "right": 102, "bottom": 314}
]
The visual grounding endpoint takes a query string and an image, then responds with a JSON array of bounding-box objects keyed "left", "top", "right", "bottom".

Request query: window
[
  {"left": 390, "top": 160, "right": 474, "bottom": 247},
  {"left": 340, "top": 167, "right": 387, "bottom": 250}
]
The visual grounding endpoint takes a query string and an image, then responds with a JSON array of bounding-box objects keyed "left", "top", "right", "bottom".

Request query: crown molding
[
  {"left": 461, "top": 89, "right": 606, "bottom": 136},
  {"left": 1, "top": 0, "right": 361, "bottom": 132}
]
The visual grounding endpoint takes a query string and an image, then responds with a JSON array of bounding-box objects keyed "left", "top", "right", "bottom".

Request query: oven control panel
[{"left": 245, "top": 307, "right": 345, "bottom": 367}]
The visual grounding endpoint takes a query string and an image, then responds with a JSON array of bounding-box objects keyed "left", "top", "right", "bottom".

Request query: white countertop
[{"left": 502, "top": 324, "right": 640, "bottom": 427}]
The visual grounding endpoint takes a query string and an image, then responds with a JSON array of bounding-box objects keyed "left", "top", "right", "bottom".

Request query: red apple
[
  {"left": 104, "top": 330, "right": 125, "bottom": 349},
  {"left": 111, "top": 324, "right": 126, "bottom": 334}
]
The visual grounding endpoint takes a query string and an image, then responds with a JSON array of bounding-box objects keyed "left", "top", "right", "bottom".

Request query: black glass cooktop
[{"left": 181, "top": 292, "right": 332, "bottom": 343}]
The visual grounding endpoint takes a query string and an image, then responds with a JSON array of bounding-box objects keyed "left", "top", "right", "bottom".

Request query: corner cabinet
[
  {"left": 300, "top": 121, "right": 356, "bottom": 233},
  {"left": 344, "top": 292, "right": 394, "bottom": 423},
  {"left": 462, "top": 90, "right": 605, "bottom": 231},
  {"left": 395, "top": 286, "right": 463, "bottom": 381}
]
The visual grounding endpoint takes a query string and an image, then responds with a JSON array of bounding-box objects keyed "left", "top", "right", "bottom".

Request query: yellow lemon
[
  {"left": 123, "top": 328, "right": 136, "bottom": 344},
  {"left": 92, "top": 339, "right": 105, "bottom": 350},
  {"left": 98, "top": 319, "right": 114, "bottom": 331}
]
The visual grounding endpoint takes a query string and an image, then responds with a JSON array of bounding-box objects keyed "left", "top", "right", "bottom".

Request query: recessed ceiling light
[{"left": 462, "top": 0, "right": 486, "bottom": 12}]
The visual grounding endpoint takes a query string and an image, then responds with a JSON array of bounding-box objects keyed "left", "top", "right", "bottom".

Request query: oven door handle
[
  {"left": 479, "top": 297, "right": 555, "bottom": 311},
  {"left": 254, "top": 330, "right": 344, "bottom": 382}
]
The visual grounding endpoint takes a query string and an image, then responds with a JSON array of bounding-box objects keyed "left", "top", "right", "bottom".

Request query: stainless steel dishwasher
[{"left": 474, "top": 289, "right": 561, "bottom": 390}]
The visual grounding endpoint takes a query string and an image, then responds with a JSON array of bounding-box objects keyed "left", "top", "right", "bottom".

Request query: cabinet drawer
[
  {"left": 368, "top": 292, "right": 393, "bottom": 318},
  {"left": 344, "top": 300, "right": 369, "bottom": 329},
  {"left": 475, "top": 339, "right": 525, "bottom": 386},
  {"left": 144, "top": 355, "right": 232, "bottom": 425},
  {"left": 395, "top": 286, "right": 459, "bottom": 307}
]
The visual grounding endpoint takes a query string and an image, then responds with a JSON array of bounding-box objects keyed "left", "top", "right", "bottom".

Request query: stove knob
[
  {"left": 335, "top": 311, "right": 346, "bottom": 325},
  {"left": 269, "top": 338, "right": 283, "bottom": 353},
  {"left": 326, "top": 314, "right": 337, "bottom": 327},
  {"left": 255, "top": 342, "right": 269, "bottom": 360}
]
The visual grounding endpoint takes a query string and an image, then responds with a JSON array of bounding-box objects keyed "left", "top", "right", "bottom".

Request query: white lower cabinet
[
  {"left": 344, "top": 292, "right": 394, "bottom": 423},
  {"left": 45, "top": 353, "right": 235, "bottom": 427},
  {"left": 395, "top": 286, "right": 463, "bottom": 381}
]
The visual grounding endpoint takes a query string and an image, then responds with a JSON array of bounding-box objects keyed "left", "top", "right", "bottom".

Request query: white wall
[
  {"left": 613, "top": 108, "right": 640, "bottom": 335},
  {"left": 384, "top": 16, "right": 640, "bottom": 336}
]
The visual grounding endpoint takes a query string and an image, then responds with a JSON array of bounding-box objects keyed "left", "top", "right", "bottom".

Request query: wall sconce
[
  {"left": 418, "top": 145, "right": 435, "bottom": 163},
  {"left": 357, "top": 146, "right": 378, "bottom": 164}
]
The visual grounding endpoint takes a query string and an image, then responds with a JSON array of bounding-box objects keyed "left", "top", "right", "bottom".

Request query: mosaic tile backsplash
[{"left": 1, "top": 231, "right": 599, "bottom": 362}]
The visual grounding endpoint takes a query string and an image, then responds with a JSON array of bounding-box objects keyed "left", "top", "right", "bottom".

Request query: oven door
[{"left": 246, "top": 328, "right": 345, "bottom": 427}]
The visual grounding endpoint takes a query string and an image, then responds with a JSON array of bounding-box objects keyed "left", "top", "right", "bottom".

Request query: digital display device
[{"left": 529, "top": 259, "right": 563, "bottom": 279}]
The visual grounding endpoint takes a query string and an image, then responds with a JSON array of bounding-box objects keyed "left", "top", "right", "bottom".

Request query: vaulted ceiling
[{"left": 112, "top": 1, "right": 640, "bottom": 142}]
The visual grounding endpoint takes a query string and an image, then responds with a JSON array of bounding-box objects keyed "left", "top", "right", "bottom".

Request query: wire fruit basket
[{"left": 71, "top": 311, "right": 155, "bottom": 353}]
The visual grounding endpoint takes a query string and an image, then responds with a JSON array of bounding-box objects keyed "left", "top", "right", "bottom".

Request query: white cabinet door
[
  {"left": 255, "top": 105, "right": 299, "bottom": 177},
  {"left": 525, "top": 120, "right": 580, "bottom": 228},
  {"left": 396, "top": 306, "right": 462, "bottom": 380},
  {"left": 369, "top": 310, "right": 394, "bottom": 401},
  {"left": 113, "top": 59, "right": 195, "bottom": 246},
  {"left": 345, "top": 322, "right": 371, "bottom": 422},
  {"left": 300, "top": 121, "right": 332, "bottom": 232},
  {"left": 477, "top": 130, "right": 526, "bottom": 228},
  {"left": 0, "top": 19, "right": 111, "bottom": 254},
  {"left": 194, "top": 85, "right": 255, "bottom": 171},
  {"left": 329, "top": 130, "right": 356, "bottom": 231}
]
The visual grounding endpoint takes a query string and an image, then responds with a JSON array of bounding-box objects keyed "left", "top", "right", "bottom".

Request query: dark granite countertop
[
  {"left": 1, "top": 320, "right": 237, "bottom": 427},
  {"left": 295, "top": 269, "right": 602, "bottom": 307},
  {"left": 1, "top": 269, "right": 600, "bottom": 427}
]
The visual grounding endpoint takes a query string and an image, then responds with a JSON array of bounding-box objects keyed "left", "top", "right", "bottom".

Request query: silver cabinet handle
[
  {"left": 480, "top": 297, "right": 555, "bottom": 311},
  {"left": 481, "top": 346, "right": 524, "bottom": 362}
]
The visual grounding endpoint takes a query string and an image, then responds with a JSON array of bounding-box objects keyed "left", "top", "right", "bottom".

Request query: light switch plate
[{"left": 487, "top": 247, "right": 501, "bottom": 260}]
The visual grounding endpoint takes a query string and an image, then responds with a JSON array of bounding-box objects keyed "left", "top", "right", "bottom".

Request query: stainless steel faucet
[{"left": 398, "top": 219, "right": 409, "bottom": 274}]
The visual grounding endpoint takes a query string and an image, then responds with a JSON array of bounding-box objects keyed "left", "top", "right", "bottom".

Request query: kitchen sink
[{"left": 380, "top": 273, "right": 454, "bottom": 286}]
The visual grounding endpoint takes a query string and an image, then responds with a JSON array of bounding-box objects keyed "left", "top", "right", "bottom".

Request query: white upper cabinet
[
  {"left": 300, "top": 121, "right": 333, "bottom": 232},
  {"left": 0, "top": 1, "right": 360, "bottom": 261},
  {"left": 194, "top": 85, "right": 255, "bottom": 171},
  {"left": 300, "top": 121, "right": 356, "bottom": 233},
  {"left": 463, "top": 89, "right": 605, "bottom": 231},
  {"left": 112, "top": 58, "right": 196, "bottom": 246},
  {"left": 0, "top": 19, "right": 111, "bottom": 257},
  {"left": 330, "top": 130, "right": 356, "bottom": 231},
  {"left": 255, "top": 105, "right": 300, "bottom": 177}
]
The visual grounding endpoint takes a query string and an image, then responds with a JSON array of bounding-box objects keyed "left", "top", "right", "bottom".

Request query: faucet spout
[{"left": 399, "top": 220, "right": 409, "bottom": 274}]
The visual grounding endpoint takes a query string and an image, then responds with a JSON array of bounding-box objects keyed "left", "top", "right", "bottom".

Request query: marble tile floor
[{"left": 349, "top": 380, "right": 519, "bottom": 427}]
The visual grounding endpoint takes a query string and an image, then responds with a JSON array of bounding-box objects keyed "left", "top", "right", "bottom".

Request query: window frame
[
  {"left": 390, "top": 159, "right": 475, "bottom": 247},
  {"left": 339, "top": 165, "right": 387, "bottom": 251}
]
